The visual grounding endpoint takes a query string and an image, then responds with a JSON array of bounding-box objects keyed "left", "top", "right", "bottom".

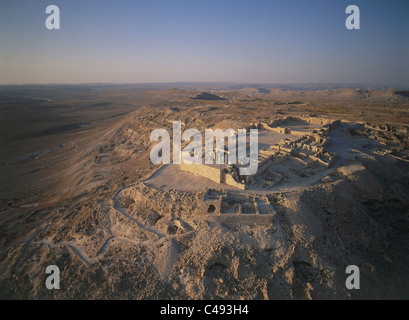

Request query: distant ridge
[
  {"left": 1, "top": 83, "right": 407, "bottom": 95},
  {"left": 190, "top": 92, "right": 226, "bottom": 100}
]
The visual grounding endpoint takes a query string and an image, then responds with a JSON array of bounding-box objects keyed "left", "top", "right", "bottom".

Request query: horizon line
[{"left": 0, "top": 81, "right": 408, "bottom": 89}]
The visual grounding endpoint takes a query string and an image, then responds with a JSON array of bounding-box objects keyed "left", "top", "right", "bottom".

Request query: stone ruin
[
  {"left": 200, "top": 188, "right": 276, "bottom": 224},
  {"left": 268, "top": 130, "right": 338, "bottom": 169},
  {"left": 179, "top": 116, "right": 341, "bottom": 191}
]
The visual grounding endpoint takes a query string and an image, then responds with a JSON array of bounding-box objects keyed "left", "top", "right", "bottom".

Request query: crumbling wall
[
  {"left": 180, "top": 162, "right": 246, "bottom": 189},
  {"left": 201, "top": 198, "right": 221, "bottom": 215},
  {"left": 201, "top": 188, "right": 224, "bottom": 214},
  {"left": 269, "top": 127, "right": 291, "bottom": 134},
  {"left": 180, "top": 162, "right": 222, "bottom": 183},
  {"left": 303, "top": 116, "right": 332, "bottom": 126},
  {"left": 225, "top": 174, "right": 246, "bottom": 190}
]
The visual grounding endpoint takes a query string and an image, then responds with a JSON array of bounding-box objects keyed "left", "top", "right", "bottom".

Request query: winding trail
[
  {"left": 112, "top": 190, "right": 167, "bottom": 238},
  {"left": 8, "top": 186, "right": 192, "bottom": 269}
]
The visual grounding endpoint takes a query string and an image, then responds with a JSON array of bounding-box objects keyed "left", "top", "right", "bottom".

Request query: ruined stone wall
[
  {"left": 303, "top": 117, "right": 332, "bottom": 126},
  {"left": 309, "top": 154, "right": 331, "bottom": 168},
  {"left": 201, "top": 198, "right": 222, "bottom": 215},
  {"left": 269, "top": 127, "right": 291, "bottom": 134},
  {"left": 180, "top": 162, "right": 222, "bottom": 183},
  {"left": 290, "top": 155, "right": 309, "bottom": 167},
  {"left": 225, "top": 174, "right": 246, "bottom": 190},
  {"left": 179, "top": 162, "right": 246, "bottom": 189}
]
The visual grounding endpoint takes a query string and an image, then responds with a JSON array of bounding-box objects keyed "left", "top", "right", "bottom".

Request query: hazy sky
[{"left": 1, "top": 0, "right": 408, "bottom": 86}]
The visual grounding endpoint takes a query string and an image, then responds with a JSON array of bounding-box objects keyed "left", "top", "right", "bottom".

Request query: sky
[{"left": 0, "top": 0, "right": 408, "bottom": 86}]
